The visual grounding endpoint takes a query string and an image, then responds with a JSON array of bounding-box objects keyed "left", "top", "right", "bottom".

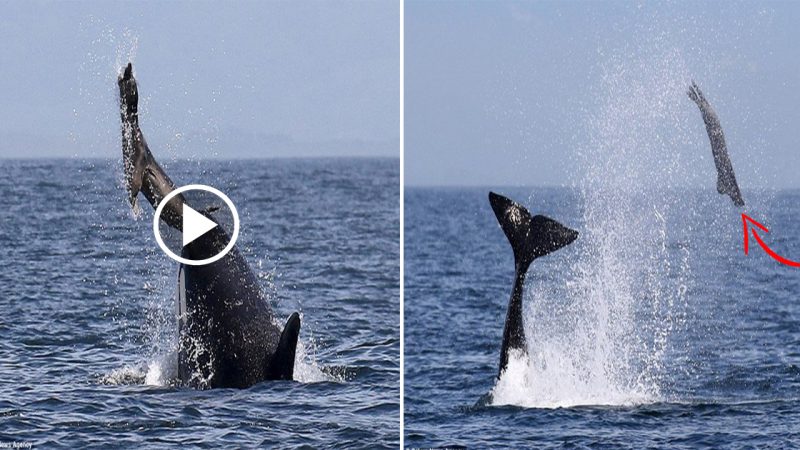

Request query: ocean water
[
  {"left": 404, "top": 186, "right": 800, "bottom": 448},
  {"left": 0, "top": 157, "right": 399, "bottom": 448}
]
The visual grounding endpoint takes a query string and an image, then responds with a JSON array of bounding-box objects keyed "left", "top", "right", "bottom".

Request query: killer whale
[
  {"left": 488, "top": 192, "right": 578, "bottom": 378},
  {"left": 118, "top": 63, "right": 300, "bottom": 388},
  {"left": 687, "top": 81, "right": 745, "bottom": 207}
]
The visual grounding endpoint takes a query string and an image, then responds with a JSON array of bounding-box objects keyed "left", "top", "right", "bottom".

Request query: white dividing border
[{"left": 399, "top": 0, "right": 405, "bottom": 446}]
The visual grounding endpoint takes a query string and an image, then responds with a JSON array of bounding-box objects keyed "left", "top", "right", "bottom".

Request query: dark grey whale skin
[
  {"left": 688, "top": 81, "right": 745, "bottom": 207},
  {"left": 177, "top": 227, "right": 300, "bottom": 388},
  {"left": 487, "top": 192, "right": 578, "bottom": 379},
  {"left": 118, "top": 63, "right": 300, "bottom": 388}
]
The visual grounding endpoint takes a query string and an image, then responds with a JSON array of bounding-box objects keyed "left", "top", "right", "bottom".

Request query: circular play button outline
[{"left": 153, "top": 184, "right": 240, "bottom": 266}]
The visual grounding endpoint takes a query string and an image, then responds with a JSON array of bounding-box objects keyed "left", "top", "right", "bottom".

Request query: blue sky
[
  {"left": 406, "top": 1, "right": 800, "bottom": 188},
  {"left": 0, "top": 1, "right": 399, "bottom": 159},
  {"left": 3, "top": 1, "right": 799, "bottom": 188}
]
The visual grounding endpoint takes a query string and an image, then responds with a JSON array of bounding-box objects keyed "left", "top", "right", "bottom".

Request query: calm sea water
[
  {"left": 0, "top": 158, "right": 399, "bottom": 448},
  {"left": 405, "top": 186, "right": 800, "bottom": 448}
]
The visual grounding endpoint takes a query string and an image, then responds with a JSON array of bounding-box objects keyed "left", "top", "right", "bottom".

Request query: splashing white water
[
  {"left": 102, "top": 337, "right": 333, "bottom": 387},
  {"left": 136, "top": 312, "right": 337, "bottom": 387},
  {"left": 98, "top": 364, "right": 146, "bottom": 386},
  {"left": 293, "top": 332, "right": 336, "bottom": 383},
  {"left": 492, "top": 45, "right": 696, "bottom": 408},
  {"left": 144, "top": 350, "right": 178, "bottom": 386}
]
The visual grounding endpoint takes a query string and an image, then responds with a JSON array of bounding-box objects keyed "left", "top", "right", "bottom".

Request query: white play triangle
[{"left": 182, "top": 204, "right": 218, "bottom": 247}]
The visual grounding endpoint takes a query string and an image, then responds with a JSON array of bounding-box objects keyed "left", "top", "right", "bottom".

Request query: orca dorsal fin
[
  {"left": 265, "top": 312, "right": 301, "bottom": 381},
  {"left": 488, "top": 192, "right": 579, "bottom": 270}
]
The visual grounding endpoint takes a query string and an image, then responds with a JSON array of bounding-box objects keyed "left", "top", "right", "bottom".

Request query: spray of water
[{"left": 491, "top": 45, "right": 698, "bottom": 408}]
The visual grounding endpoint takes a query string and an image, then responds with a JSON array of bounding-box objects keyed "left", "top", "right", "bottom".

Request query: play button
[
  {"left": 152, "top": 184, "right": 240, "bottom": 266},
  {"left": 182, "top": 203, "right": 218, "bottom": 247}
]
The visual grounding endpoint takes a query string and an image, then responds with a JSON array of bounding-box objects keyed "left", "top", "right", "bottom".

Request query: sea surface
[
  {"left": 405, "top": 186, "right": 800, "bottom": 448},
  {"left": 0, "top": 158, "right": 399, "bottom": 448}
]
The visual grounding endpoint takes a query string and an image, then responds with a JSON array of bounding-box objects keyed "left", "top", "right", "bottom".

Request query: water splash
[
  {"left": 144, "top": 350, "right": 178, "bottom": 386},
  {"left": 492, "top": 46, "right": 697, "bottom": 408},
  {"left": 98, "top": 365, "right": 146, "bottom": 386},
  {"left": 293, "top": 331, "right": 339, "bottom": 383},
  {"left": 113, "top": 29, "right": 139, "bottom": 76},
  {"left": 104, "top": 314, "right": 336, "bottom": 387}
]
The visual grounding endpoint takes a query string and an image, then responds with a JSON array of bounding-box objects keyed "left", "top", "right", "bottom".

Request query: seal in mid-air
[{"left": 687, "top": 81, "right": 745, "bottom": 207}]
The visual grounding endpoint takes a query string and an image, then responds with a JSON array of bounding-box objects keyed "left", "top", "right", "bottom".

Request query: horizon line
[
  {"left": 0, "top": 155, "right": 399, "bottom": 161},
  {"left": 405, "top": 183, "right": 798, "bottom": 191}
]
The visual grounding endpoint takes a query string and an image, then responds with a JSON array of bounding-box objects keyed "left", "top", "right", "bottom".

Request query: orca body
[
  {"left": 119, "top": 63, "right": 300, "bottom": 388},
  {"left": 176, "top": 226, "right": 300, "bottom": 388},
  {"left": 687, "top": 81, "right": 745, "bottom": 207},
  {"left": 488, "top": 192, "right": 578, "bottom": 378}
]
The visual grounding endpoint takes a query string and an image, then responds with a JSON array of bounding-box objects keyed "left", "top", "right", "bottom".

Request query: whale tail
[
  {"left": 265, "top": 312, "right": 301, "bottom": 381},
  {"left": 489, "top": 192, "right": 578, "bottom": 380},
  {"left": 489, "top": 192, "right": 578, "bottom": 270},
  {"left": 118, "top": 62, "right": 186, "bottom": 230}
]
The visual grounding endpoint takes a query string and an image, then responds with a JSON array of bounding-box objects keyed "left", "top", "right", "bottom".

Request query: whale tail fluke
[
  {"left": 265, "top": 312, "right": 301, "bottom": 381},
  {"left": 488, "top": 192, "right": 578, "bottom": 270}
]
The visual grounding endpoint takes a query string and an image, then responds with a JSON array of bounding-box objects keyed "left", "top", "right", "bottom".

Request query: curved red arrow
[{"left": 741, "top": 213, "right": 800, "bottom": 267}]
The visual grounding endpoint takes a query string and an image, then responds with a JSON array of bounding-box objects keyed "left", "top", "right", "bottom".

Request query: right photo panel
[{"left": 404, "top": 1, "right": 800, "bottom": 447}]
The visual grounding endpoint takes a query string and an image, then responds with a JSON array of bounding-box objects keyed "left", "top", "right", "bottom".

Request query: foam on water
[
  {"left": 98, "top": 365, "right": 146, "bottom": 386},
  {"left": 492, "top": 45, "right": 698, "bottom": 408}
]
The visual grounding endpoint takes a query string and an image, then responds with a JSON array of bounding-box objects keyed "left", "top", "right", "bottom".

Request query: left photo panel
[{"left": 0, "top": 2, "right": 399, "bottom": 448}]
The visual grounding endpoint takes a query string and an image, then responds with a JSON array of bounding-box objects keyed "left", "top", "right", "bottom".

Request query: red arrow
[{"left": 741, "top": 213, "right": 800, "bottom": 267}]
